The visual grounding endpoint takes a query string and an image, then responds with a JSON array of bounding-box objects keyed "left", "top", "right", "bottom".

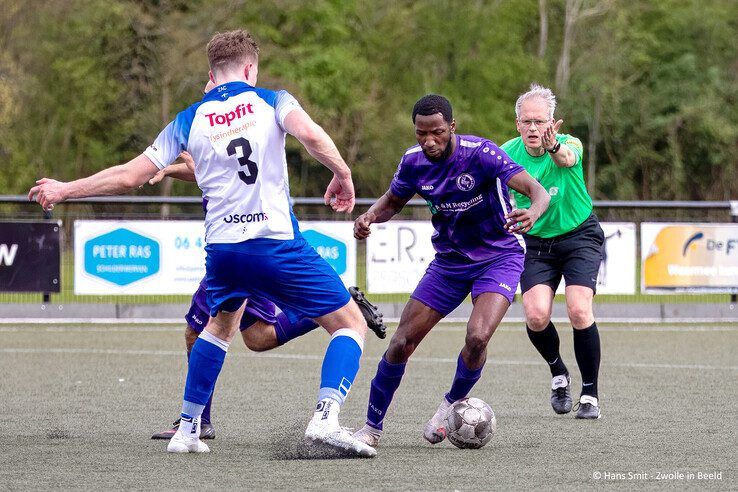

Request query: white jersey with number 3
[{"left": 144, "top": 81, "right": 302, "bottom": 244}]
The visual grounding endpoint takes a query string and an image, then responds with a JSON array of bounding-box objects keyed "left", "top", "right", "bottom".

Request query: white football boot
[
  {"left": 167, "top": 416, "right": 210, "bottom": 453},
  {"left": 305, "top": 399, "right": 377, "bottom": 458},
  {"left": 423, "top": 398, "right": 453, "bottom": 444},
  {"left": 352, "top": 424, "right": 383, "bottom": 448}
]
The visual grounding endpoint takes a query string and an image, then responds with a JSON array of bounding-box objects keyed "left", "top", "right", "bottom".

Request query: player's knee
[
  {"left": 567, "top": 304, "right": 594, "bottom": 328},
  {"left": 525, "top": 310, "right": 551, "bottom": 331},
  {"left": 466, "top": 316, "right": 495, "bottom": 341},
  {"left": 464, "top": 330, "right": 492, "bottom": 352},
  {"left": 387, "top": 335, "right": 418, "bottom": 362}
]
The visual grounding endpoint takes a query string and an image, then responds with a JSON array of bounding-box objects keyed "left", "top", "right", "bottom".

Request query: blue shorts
[
  {"left": 205, "top": 237, "right": 351, "bottom": 324},
  {"left": 411, "top": 252, "right": 524, "bottom": 316},
  {"left": 185, "top": 278, "right": 278, "bottom": 333}
]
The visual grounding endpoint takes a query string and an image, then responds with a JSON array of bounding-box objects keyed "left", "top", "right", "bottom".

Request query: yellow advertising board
[{"left": 641, "top": 223, "right": 738, "bottom": 293}]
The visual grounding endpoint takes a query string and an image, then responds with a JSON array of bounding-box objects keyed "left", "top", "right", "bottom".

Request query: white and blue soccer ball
[{"left": 445, "top": 397, "right": 496, "bottom": 449}]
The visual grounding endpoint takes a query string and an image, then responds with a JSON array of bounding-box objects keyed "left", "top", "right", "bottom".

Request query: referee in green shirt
[{"left": 502, "top": 84, "right": 604, "bottom": 419}]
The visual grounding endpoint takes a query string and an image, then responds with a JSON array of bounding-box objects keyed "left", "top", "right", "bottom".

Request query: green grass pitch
[{"left": 1, "top": 322, "right": 736, "bottom": 489}]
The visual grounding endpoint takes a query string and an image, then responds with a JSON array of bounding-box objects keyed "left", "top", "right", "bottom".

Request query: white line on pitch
[
  {"left": 1, "top": 317, "right": 737, "bottom": 326},
  {"left": 1, "top": 347, "right": 735, "bottom": 371},
  {"left": 0, "top": 326, "right": 182, "bottom": 333},
  {"left": 1, "top": 324, "right": 737, "bottom": 334}
]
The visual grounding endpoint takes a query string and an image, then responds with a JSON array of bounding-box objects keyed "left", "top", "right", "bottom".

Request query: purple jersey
[{"left": 390, "top": 134, "right": 526, "bottom": 262}]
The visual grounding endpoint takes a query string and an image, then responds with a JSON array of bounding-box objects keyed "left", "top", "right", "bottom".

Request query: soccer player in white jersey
[{"left": 28, "top": 29, "right": 376, "bottom": 458}]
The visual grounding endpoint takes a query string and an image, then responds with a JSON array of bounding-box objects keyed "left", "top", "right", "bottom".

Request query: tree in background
[{"left": 3, "top": 0, "right": 736, "bottom": 201}]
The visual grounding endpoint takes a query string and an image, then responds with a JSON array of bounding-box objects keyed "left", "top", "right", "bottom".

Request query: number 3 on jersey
[{"left": 227, "top": 137, "right": 258, "bottom": 185}]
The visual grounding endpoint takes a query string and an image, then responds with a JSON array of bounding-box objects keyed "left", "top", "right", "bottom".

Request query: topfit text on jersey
[{"left": 206, "top": 103, "right": 255, "bottom": 127}]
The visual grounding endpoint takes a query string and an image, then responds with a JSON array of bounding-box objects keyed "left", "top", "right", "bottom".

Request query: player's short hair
[
  {"left": 207, "top": 30, "right": 260, "bottom": 74},
  {"left": 515, "top": 83, "right": 556, "bottom": 119},
  {"left": 412, "top": 94, "right": 453, "bottom": 123}
]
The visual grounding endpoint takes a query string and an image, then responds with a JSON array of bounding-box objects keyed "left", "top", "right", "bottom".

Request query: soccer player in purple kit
[{"left": 351, "top": 94, "right": 550, "bottom": 448}]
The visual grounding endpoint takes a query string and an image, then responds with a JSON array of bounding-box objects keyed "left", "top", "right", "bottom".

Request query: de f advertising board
[{"left": 641, "top": 223, "right": 738, "bottom": 293}]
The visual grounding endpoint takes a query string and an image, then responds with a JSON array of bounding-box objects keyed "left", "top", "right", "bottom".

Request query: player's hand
[
  {"left": 504, "top": 208, "right": 539, "bottom": 234},
  {"left": 28, "top": 178, "right": 67, "bottom": 211},
  {"left": 148, "top": 152, "right": 196, "bottom": 185},
  {"left": 324, "top": 173, "right": 355, "bottom": 213},
  {"left": 148, "top": 169, "right": 167, "bottom": 185},
  {"left": 179, "top": 151, "right": 195, "bottom": 173},
  {"left": 354, "top": 212, "right": 376, "bottom": 240},
  {"left": 542, "top": 119, "right": 563, "bottom": 151}
]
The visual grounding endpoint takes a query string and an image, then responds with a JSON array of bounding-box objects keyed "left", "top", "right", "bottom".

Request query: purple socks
[
  {"left": 366, "top": 354, "right": 406, "bottom": 430},
  {"left": 445, "top": 353, "right": 484, "bottom": 403}
]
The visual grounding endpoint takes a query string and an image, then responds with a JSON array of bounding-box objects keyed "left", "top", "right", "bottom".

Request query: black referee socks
[
  {"left": 527, "top": 322, "right": 569, "bottom": 377},
  {"left": 573, "top": 322, "right": 601, "bottom": 398}
]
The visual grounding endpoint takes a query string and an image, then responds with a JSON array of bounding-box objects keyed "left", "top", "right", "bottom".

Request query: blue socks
[
  {"left": 183, "top": 313, "right": 320, "bottom": 424},
  {"left": 317, "top": 329, "right": 363, "bottom": 405},
  {"left": 274, "top": 312, "right": 319, "bottom": 346},
  {"left": 445, "top": 353, "right": 484, "bottom": 403},
  {"left": 201, "top": 388, "right": 213, "bottom": 423},
  {"left": 186, "top": 350, "right": 213, "bottom": 423},
  {"left": 366, "top": 354, "right": 406, "bottom": 430},
  {"left": 182, "top": 331, "right": 229, "bottom": 419}
]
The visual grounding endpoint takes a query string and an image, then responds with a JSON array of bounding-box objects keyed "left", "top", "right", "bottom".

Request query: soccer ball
[{"left": 445, "top": 397, "right": 496, "bottom": 449}]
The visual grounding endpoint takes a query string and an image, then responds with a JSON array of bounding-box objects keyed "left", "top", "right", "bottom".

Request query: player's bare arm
[
  {"left": 504, "top": 170, "right": 550, "bottom": 234},
  {"left": 283, "top": 108, "right": 355, "bottom": 213},
  {"left": 28, "top": 153, "right": 160, "bottom": 210},
  {"left": 149, "top": 152, "right": 196, "bottom": 185},
  {"left": 354, "top": 191, "right": 411, "bottom": 240},
  {"left": 542, "top": 119, "right": 576, "bottom": 168}
]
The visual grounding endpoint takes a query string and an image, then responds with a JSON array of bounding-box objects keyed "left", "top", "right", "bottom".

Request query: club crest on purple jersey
[{"left": 456, "top": 173, "right": 475, "bottom": 191}]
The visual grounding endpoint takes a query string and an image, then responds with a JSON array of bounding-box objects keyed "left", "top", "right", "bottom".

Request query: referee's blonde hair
[{"left": 515, "top": 83, "right": 557, "bottom": 120}]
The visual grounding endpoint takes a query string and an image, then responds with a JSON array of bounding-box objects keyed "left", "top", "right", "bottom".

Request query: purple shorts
[
  {"left": 410, "top": 252, "right": 524, "bottom": 316},
  {"left": 185, "top": 279, "right": 278, "bottom": 333}
]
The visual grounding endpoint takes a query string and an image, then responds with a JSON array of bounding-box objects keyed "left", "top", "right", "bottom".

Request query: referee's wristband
[{"left": 546, "top": 141, "right": 561, "bottom": 154}]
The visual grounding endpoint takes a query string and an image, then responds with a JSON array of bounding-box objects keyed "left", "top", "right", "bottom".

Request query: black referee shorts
[{"left": 520, "top": 213, "right": 605, "bottom": 294}]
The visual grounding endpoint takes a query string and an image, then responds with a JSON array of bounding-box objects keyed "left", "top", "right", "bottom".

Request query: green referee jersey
[{"left": 501, "top": 133, "right": 592, "bottom": 238}]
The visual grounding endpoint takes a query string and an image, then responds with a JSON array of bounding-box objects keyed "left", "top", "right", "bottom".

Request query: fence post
[
  {"left": 730, "top": 200, "right": 738, "bottom": 304},
  {"left": 42, "top": 208, "right": 52, "bottom": 305}
]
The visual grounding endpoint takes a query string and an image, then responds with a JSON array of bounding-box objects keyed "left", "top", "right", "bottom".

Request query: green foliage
[
  {"left": 569, "top": 0, "right": 738, "bottom": 200},
  {"left": 2, "top": 0, "right": 736, "bottom": 200}
]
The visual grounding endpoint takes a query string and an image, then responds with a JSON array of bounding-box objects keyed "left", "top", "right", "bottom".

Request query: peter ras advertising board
[
  {"left": 300, "top": 221, "right": 356, "bottom": 287},
  {"left": 74, "top": 220, "right": 205, "bottom": 295}
]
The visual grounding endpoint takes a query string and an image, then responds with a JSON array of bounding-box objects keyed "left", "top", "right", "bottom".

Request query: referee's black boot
[
  {"left": 550, "top": 374, "right": 573, "bottom": 414},
  {"left": 349, "top": 286, "right": 387, "bottom": 339},
  {"left": 574, "top": 395, "right": 601, "bottom": 419}
]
